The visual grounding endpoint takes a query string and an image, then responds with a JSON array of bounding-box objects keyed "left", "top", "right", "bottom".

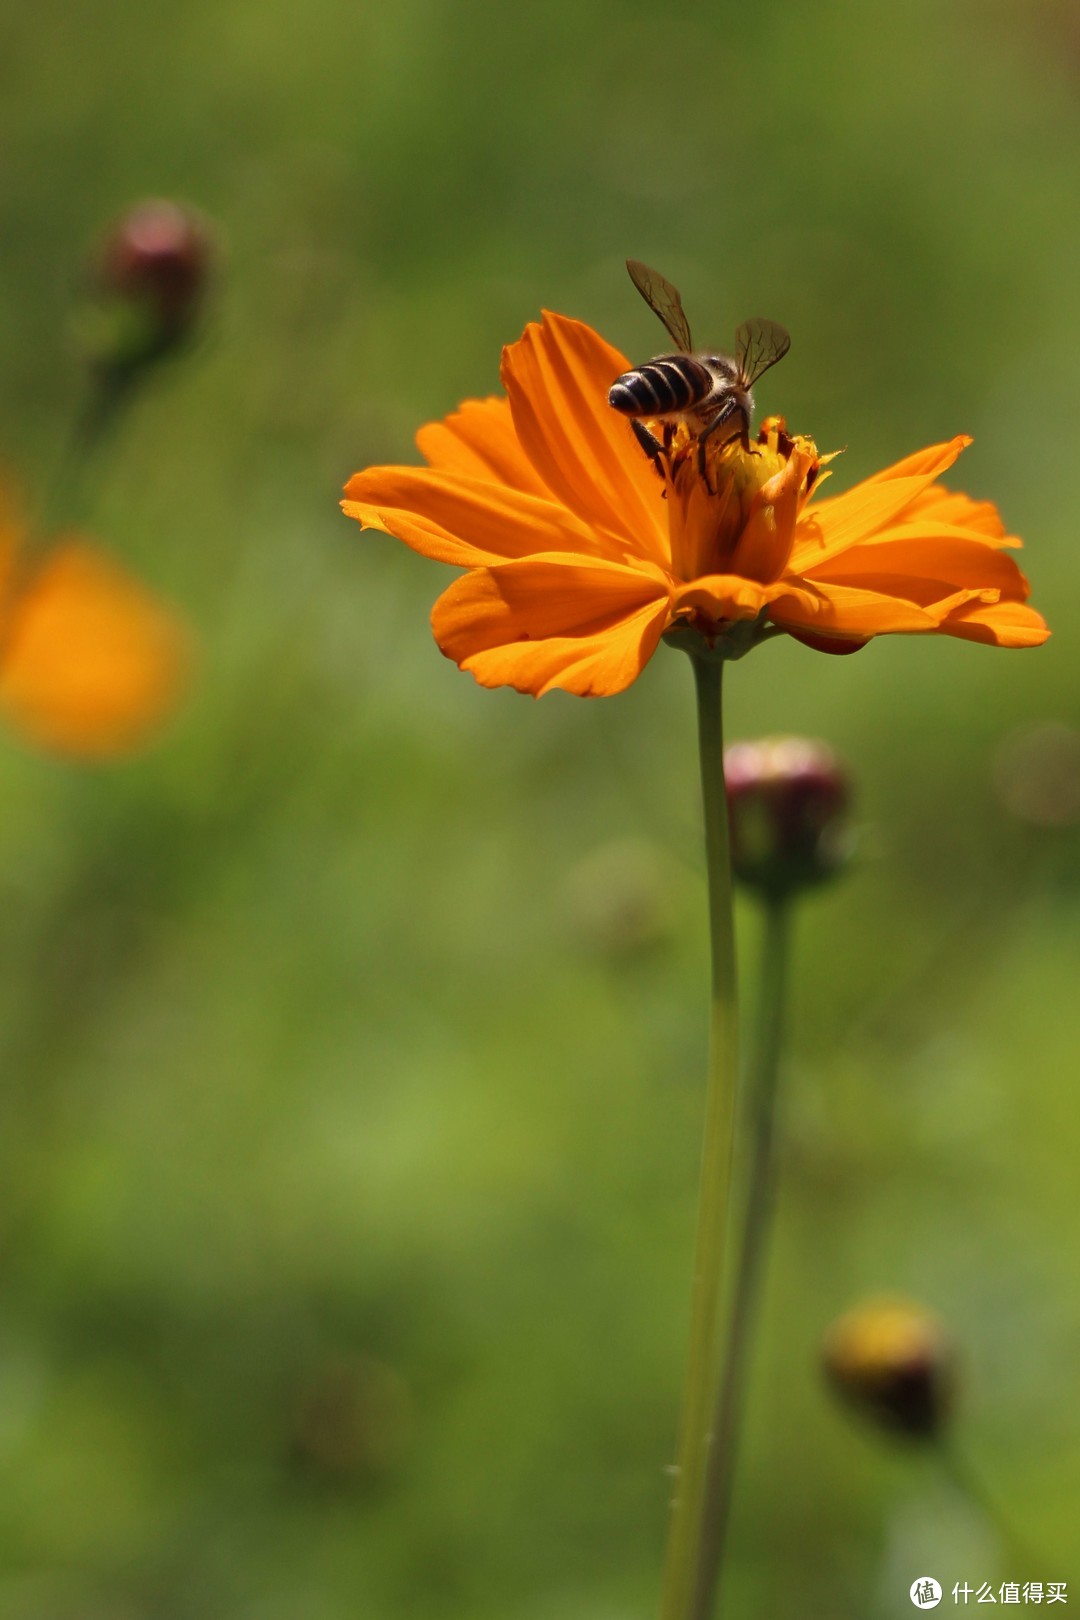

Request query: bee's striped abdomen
[{"left": 607, "top": 355, "right": 713, "bottom": 418}]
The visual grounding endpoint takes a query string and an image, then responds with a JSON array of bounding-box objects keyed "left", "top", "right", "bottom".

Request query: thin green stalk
[
  {"left": 935, "top": 1437, "right": 1043, "bottom": 1572},
  {"left": 31, "top": 365, "right": 140, "bottom": 557},
  {"left": 0, "top": 369, "right": 137, "bottom": 663},
  {"left": 691, "top": 895, "right": 792, "bottom": 1620},
  {"left": 659, "top": 652, "right": 739, "bottom": 1620}
]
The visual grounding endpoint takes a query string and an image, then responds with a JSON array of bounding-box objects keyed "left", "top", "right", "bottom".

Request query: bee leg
[
  {"left": 696, "top": 400, "right": 745, "bottom": 481},
  {"left": 630, "top": 417, "right": 665, "bottom": 474}
]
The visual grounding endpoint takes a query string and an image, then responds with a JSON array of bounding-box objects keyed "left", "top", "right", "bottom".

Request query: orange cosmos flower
[
  {"left": 342, "top": 313, "right": 1048, "bottom": 697},
  {"left": 0, "top": 487, "right": 191, "bottom": 757}
]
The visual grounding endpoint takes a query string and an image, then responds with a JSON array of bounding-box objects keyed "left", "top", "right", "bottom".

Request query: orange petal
[
  {"left": 343, "top": 466, "right": 632, "bottom": 569},
  {"left": 791, "top": 437, "right": 971, "bottom": 571},
  {"left": 431, "top": 552, "right": 671, "bottom": 697},
  {"left": 672, "top": 575, "right": 773, "bottom": 624},
  {"left": 668, "top": 466, "right": 739, "bottom": 583},
  {"left": 0, "top": 542, "right": 192, "bottom": 758},
  {"left": 938, "top": 598, "right": 1051, "bottom": 648},
  {"left": 803, "top": 536, "right": 1032, "bottom": 607},
  {"left": 768, "top": 579, "right": 944, "bottom": 640},
  {"left": 728, "top": 451, "right": 808, "bottom": 583},
  {"left": 900, "top": 485, "right": 1016, "bottom": 545},
  {"left": 855, "top": 439, "right": 974, "bottom": 484},
  {"left": 415, "top": 396, "right": 550, "bottom": 497},
  {"left": 854, "top": 517, "right": 1019, "bottom": 553},
  {"left": 785, "top": 627, "right": 869, "bottom": 656},
  {"left": 500, "top": 313, "right": 670, "bottom": 564}
]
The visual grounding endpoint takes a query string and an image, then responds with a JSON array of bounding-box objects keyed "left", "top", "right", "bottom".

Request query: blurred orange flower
[
  {"left": 343, "top": 313, "right": 1048, "bottom": 697},
  {"left": 0, "top": 491, "right": 191, "bottom": 757}
]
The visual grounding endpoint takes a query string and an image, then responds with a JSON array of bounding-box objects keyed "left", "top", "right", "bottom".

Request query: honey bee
[{"left": 608, "top": 259, "right": 790, "bottom": 470}]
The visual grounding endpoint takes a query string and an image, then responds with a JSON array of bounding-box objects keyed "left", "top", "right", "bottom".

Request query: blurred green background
[{"left": 0, "top": 0, "right": 1078, "bottom": 1614}]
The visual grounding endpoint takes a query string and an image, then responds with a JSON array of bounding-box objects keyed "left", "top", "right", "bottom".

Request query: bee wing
[
  {"left": 626, "top": 260, "right": 694, "bottom": 353},
  {"left": 734, "top": 318, "right": 791, "bottom": 385}
]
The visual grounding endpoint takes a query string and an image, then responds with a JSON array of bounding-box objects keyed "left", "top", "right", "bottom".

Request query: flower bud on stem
[
  {"left": 823, "top": 1298, "right": 1042, "bottom": 1571},
  {"left": 725, "top": 736, "right": 851, "bottom": 899},
  {"left": 688, "top": 738, "right": 852, "bottom": 1617},
  {"left": 823, "top": 1297, "right": 954, "bottom": 1440},
  {"left": 81, "top": 199, "right": 212, "bottom": 378},
  {"left": 48, "top": 200, "right": 214, "bottom": 536}
]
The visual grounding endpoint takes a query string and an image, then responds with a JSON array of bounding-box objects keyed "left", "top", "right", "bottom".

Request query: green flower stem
[
  {"left": 0, "top": 371, "right": 138, "bottom": 676},
  {"left": 659, "top": 652, "right": 739, "bottom": 1620},
  {"left": 934, "top": 1438, "right": 1043, "bottom": 1573},
  {"left": 691, "top": 894, "right": 792, "bottom": 1620},
  {"left": 36, "top": 366, "right": 137, "bottom": 544}
]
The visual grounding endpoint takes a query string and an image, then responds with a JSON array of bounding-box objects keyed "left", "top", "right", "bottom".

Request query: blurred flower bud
[
  {"left": 79, "top": 199, "right": 213, "bottom": 371},
  {"left": 822, "top": 1296, "right": 954, "bottom": 1441},
  {"left": 993, "top": 721, "right": 1080, "bottom": 829},
  {"left": 724, "top": 736, "right": 851, "bottom": 899}
]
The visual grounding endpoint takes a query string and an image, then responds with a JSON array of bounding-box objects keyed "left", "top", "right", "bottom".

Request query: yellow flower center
[{"left": 664, "top": 416, "right": 820, "bottom": 585}]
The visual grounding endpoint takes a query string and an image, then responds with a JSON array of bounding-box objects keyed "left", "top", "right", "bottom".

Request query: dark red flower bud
[
  {"left": 81, "top": 199, "right": 213, "bottom": 370},
  {"left": 822, "top": 1297, "right": 954, "bottom": 1441},
  {"left": 724, "top": 735, "right": 851, "bottom": 898},
  {"left": 102, "top": 200, "right": 209, "bottom": 322}
]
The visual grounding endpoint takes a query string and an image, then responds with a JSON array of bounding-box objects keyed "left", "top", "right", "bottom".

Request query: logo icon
[{"left": 910, "top": 1578, "right": 942, "bottom": 1609}]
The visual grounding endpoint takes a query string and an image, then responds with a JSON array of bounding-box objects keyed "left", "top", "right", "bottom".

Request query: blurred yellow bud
[{"left": 822, "top": 1296, "right": 954, "bottom": 1440}]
